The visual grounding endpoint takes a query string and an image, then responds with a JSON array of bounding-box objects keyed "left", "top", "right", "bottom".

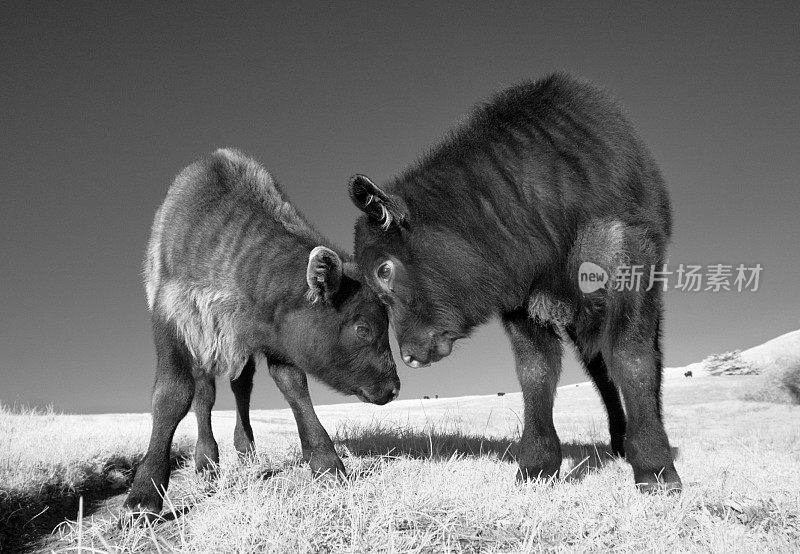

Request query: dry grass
[
  {"left": 53, "top": 408, "right": 800, "bottom": 553},
  {"left": 740, "top": 331, "right": 800, "bottom": 405},
  {"left": 2, "top": 364, "right": 797, "bottom": 553},
  {"left": 744, "top": 363, "right": 800, "bottom": 405},
  {"left": 0, "top": 404, "right": 193, "bottom": 552}
]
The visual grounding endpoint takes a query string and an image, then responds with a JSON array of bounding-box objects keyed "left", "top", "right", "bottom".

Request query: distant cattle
[
  {"left": 124, "top": 149, "right": 399, "bottom": 519},
  {"left": 350, "top": 73, "right": 680, "bottom": 492},
  {"left": 684, "top": 371, "right": 693, "bottom": 378},
  {"left": 497, "top": 392, "right": 506, "bottom": 397}
]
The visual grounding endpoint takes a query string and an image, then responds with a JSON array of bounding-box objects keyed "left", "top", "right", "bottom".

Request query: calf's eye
[
  {"left": 355, "top": 324, "right": 372, "bottom": 339},
  {"left": 377, "top": 261, "right": 393, "bottom": 282}
]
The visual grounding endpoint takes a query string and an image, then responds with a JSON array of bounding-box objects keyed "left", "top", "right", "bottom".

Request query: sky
[{"left": 1, "top": 2, "right": 798, "bottom": 413}]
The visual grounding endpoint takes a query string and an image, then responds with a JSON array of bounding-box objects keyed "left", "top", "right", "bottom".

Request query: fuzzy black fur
[
  {"left": 124, "top": 150, "right": 400, "bottom": 519},
  {"left": 351, "top": 73, "right": 680, "bottom": 490}
]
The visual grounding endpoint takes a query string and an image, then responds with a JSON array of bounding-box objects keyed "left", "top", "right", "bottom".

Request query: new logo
[{"left": 578, "top": 262, "right": 609, "bottom": 293}]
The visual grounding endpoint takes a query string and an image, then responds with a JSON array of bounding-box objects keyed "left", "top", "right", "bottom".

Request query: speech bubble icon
[{"left": 578, "top": 262, "right": 609, "bottom": 293}]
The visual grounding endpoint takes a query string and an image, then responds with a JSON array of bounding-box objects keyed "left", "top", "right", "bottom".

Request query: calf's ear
[
  {"left": 306, "top": 246, "right": 343, "bottom": 304},
  {"left": 348, "top": 174, "right": 409, "bottom": 230}
]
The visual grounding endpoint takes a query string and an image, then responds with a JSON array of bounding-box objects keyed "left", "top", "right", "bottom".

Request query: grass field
[{"left": 2, "top": 331, "right": 798, "bottom": 552}]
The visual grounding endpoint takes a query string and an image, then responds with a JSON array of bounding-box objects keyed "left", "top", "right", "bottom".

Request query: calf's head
[
  {"left": 349, "top": 175, "right": 482, "bottom": 368},
  {"left": 289, "top": 246, "right": 400, "bottom": 405}
]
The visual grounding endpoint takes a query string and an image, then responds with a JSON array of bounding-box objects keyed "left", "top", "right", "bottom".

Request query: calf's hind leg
[
  {"left": 269, "top": 363, "right": 345, "bottom": 476},
  {"left": 604, "top": 314, "right": 681, "bottom": 492},
  {"left": 231, "top": 357, "right": 256, "bottom": 456},
  {"left": 124, "top": 317, "right": 194, "bottom": 517},
  {"left": 502, "top": 309, "right": 563, "bottom": 481},
  {"left": 583, "top": 352, "right": 626, "bottom": 457},
  {"left": 193, "top": 371, "right": 219, "bottom": 473},
  {"left": 565, "top": 327, "right": 627, "bottom": 457}
]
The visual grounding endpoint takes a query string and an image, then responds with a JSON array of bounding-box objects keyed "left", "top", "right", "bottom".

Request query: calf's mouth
[{"left": 355, "top": 384, "right": 400, "bottom": 405}]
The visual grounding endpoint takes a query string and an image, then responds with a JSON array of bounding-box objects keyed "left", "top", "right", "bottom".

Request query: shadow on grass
[
  {"left": 0, "top": 448, "right": 192, "bottom": 553},
  {"left": 336, "top": 424, "right": 680, "bottom": 483}
]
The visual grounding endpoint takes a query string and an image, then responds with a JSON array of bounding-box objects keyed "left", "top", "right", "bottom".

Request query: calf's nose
[
  {"left": 401, "top": 346, "right": 431, "bottom": 368},
  {"left": 435, "top": 337, "right": 453, "bottom": 358},
  {"left": 402, "top": 354, "right": 430, "bottom": 368},
  {"left": 359, "top": 382, "right": 400, "bottom": 405}
]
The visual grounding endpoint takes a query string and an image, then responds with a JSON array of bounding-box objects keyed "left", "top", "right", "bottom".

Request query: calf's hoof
[
  {"left": 234, "top": 429, "right": 256, "bottom": 458},
  {"left": 194, "top": 440, "right": 220, "bottom": 475},
  {"left": 308, "top": 450, "right": 347, "bottom": 478},
  {"left": 234, "top": 441, "right": 256, "bottom": 459},
  {"left": 119, "top": 493, "right": 162, "bottom": 527},
  {"left": 516, "top": 463, "right": 561, "bottom": 484},
  {"left": 516, "top": 447, "right": 562, "bottom": 483},
  {"left": 634, "top": 468, "right": 682, "bottom": 494}
]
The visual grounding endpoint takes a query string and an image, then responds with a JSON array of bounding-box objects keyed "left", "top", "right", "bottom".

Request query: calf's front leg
[
  {"left": 502, "top": 309, "right": 563, "bottom": 481},
  {"left": 231, "top": 357, "right": 256, "bottom": 456},
  {"left": 124, "top": 318, "right": 194, "bottom": 517},
  {"left": 268, "top": 363, "right": 345, "bottom": 476},
  {"left": 193, "top": 371, "right": 219, "bottom": 473}
]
